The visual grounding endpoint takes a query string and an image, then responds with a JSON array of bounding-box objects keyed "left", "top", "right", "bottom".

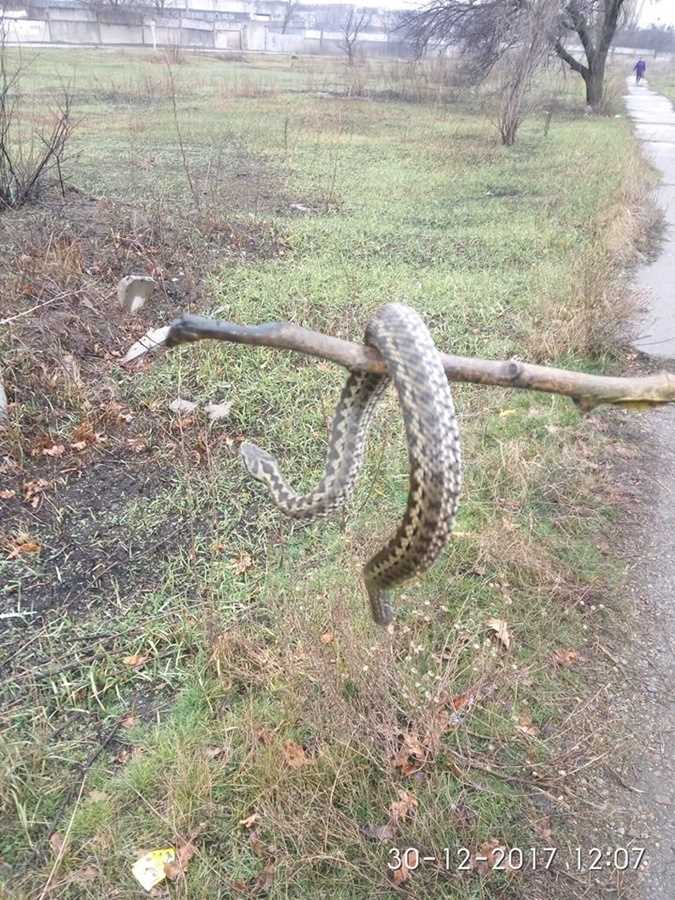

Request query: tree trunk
[{"left": 584, "top": 60, "right": 606, "bottom": 109}]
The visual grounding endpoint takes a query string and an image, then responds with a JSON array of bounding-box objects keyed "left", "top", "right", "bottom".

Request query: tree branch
[
  {"left": 554, "top": 39, "right": 589, "bottom": 78},
  {"left": 166, "top": 314, "right": 675, "bottom": 413}
]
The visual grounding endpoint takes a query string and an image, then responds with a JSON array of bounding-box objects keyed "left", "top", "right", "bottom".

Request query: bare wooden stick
[{"left": 166, "top": 313, "right": 675, "bottom": 412}]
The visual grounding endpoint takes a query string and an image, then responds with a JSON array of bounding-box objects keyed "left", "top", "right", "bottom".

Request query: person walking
[{"left": 634, "top": 58, "right": 647, "bottom": 85}]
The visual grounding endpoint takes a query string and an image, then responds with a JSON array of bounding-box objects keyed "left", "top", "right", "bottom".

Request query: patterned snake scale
[{"left": 240, "top": 303, "right": 462, "bottom": 625}]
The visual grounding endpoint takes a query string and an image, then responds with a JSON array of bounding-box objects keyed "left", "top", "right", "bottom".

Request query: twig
[{"left": 166, "top": 314, "right": 675, "bottom": 412}]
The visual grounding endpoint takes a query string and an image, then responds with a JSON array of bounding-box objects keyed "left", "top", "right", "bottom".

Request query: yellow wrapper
[{"left": 131, "top": 848, "right": 176, "bottom": 891}]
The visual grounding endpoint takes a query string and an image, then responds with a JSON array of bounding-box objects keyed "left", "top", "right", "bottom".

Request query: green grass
[{"left": 0, "top": 49, "right": 649, "bottom": 898}]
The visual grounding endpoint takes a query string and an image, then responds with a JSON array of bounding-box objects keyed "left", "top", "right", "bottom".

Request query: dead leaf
[
  {"left": 6, "top": 535, "right": 41, "bottom": 559},
  {"left": 68, "top": 865, "right": 99, "bottom": 884},
  {"left": 49, "top": 832, "right": 65, "bottom": 857},
  {"left": 169, "top": 398, "right": 198, "bottom": 415},
  {"left": 114, "top": 748, "right": 132, "bottom": 765},
  {"left": 206, "top": 745, "right": 229, "bottom": 762},
  {"left": 319, "top": 631, "right": 334, "bottom": 644},
  {"left": 204, "top": 400, "right": 232, "bottom": 422},
  {"left": 0, "top": 489, "right": 16, "bottom": 499},
  {"left": 473, "top": 838, "right": 506, "bottom": 875},
  {"left": 389, "top": 790, "right": 417, "bottom": 824},
  {"left": 551, "top": 648, "right": 579, "bottom": 667},
  {"left": 450, "top": 692, "right": 470, "bottom": 710},
  {"left": 239, "top": 813, "right": 260, "bottom": 829},
  {"left": 23, "top": 479, "right": 49, "bottom": 507},
  {"left": 87, "top": 790, "right": 109, "bottom": 803},
  {"left": 42, "top": 443, "right": 65, "bottom": 458},
  {"left": 282, "top": 740, "right": 315, "bottom": 768},
  {"left": 165, "top": 840, "right": 197, "bottom": 880},
  {"left": 71, "top": 422, "right": 105, "bottom": 448},
  {"left": 123, "top": 653, "right": 150, "bottom": 669},
  {"left": 126, "top": 437, "right": 147, "bottom": 453},
  {"left": 486, "top": 617, "right": 511, "bottom": 650},
  {"left": 426, "top": 707, "right": 452, "bottom": 753},
  {"left": 516, "top": 713, "right": 539, "bottom": 738},
  {"left": 230, "top": 552, "right": 253, "bottom": 575},
  {"left": 392, "top": 861, "right": 411, "bottom": 884},
  {"left": 361, "top": 821, "right": 397, "bottom": 842},
  {"left": 253, "top": 860, "right": 276, "bottom": 891},
  {"left": 120, "top": 714, "right": 139, "bottom": 729},
  {"left": 391, "top": 731, "right": 426, "bottom": 775}
]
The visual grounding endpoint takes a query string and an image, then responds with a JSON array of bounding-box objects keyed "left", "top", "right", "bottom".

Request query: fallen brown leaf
[
  {"left": 165, "top": 841, "right": 197, "bottom": 880},
  {"left": 68, "top": 865, "right": 99, "bottom": 884},
  {"left": 253, "top": 860, "right": 276, "bottom": 892},
  {"left": 42, "top": 443, "right": 66, "bottom": 458},
  {"left": 391, "top": 731, "right": 426, "bottom": 775},
  {"left": 282, "top": 740, "right": 315, "bottom": 769},
  {"left": 230, "top": 552, "right": 254, "bottom": 575},
  {"left": 123, "top": 653, "right": 150, "bottom": 669},
  {"left": 23, "top": 479, "right": 49, "bottom": 507},
  {"left": 486, "top": 617, "right": 511, "bottom": 650},
  {"left": 6, "top": 535, "right": 41, "bottom": 559},
  {"left": 472, "top": 838, "right": 518, "bottom": 875},
  {"left": 49, "top": 832, "right": 65, "bottom": 857},
  {"left": 516, "top": 712, "right": 539, "bottom": 738},
  {"left": 551, "top": 648, "right": 579, "bottom": 667},
  {"left": 319, "top": 631, "right": 334, "bottom": 644},
  {"left": 361, "top": 822, "right": 397, "bottom": 842},
  {"left": 389, "top": 790, "right": 418, "bottom": 824},
  {"left": 0, "top": 489, "right": 16, "bottom": 499},
  {"left": 239, "top": 813, "right": 260, "bottom": 829},
  {"left": 205, "top": 745, "right": 230, "bottom": 762},
  {"left": 392, "top": 861, "right": 411, "bottom": 884}
]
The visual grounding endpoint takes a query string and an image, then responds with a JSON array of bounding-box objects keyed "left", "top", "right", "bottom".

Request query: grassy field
[{"left": 0, "top": 49, "right": 652, "bottom": 898}]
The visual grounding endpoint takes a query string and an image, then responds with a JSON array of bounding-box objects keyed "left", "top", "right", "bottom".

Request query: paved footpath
[{"left": 621, "top": 79, "right": 675, "bottom": 900}]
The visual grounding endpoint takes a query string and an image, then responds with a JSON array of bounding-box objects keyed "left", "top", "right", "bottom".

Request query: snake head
[{"left": 239, "top": 441, "right": 277, "bottom": 482}]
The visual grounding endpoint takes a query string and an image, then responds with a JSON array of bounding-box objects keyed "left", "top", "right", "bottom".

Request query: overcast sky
[{"left": 638, "top": 0, "right": 675, "bottom": 27}]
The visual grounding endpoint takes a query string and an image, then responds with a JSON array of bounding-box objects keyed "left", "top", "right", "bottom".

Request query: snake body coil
[{"left": 240, "top": 303, "right": 462, "bottom": 625}]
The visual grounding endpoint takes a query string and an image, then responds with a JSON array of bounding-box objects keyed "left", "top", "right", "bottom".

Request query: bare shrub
[
  {"left": 0, "top": 39, "right": 76, "bottom": 210},
  {"left": 484, "top": 0, "right": 558, "bottom": 146}
]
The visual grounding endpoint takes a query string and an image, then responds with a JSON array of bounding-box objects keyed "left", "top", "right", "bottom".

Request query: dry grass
[{"left": 527, "top": 151, "right": 661, "bottom": 362}]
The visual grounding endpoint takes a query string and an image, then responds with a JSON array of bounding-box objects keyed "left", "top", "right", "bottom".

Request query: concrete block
[
  {"left": 180, "top": 26, "right": 215, "bottom": 47},
  {"left": 99, "top": 23, "right": 143, "bottom": 45},
  {"left": 214, "top": 28, "right": 242, "bottom": 50},
  {"left": 48, "top": 8, "right": 97, "bottom": 23},
  {"left": 4, "top": 18, "right": 50, "bottom": 42},
  {"left": 49, "top": 20, "right": 99, "bottom": 43}
]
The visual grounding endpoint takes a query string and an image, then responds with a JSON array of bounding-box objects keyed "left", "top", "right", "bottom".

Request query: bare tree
[
  {"left": 400, "top": 1, "right": 630, "bottom": 110},
  {"left": 494, "top": 0, "right": 558, "bottom": 144},
  {"left": 340, "top": 7, "right": 372, "bottom": 66},
  {"left": 280, "top": 0, "right": 299, "bottom": 34}
]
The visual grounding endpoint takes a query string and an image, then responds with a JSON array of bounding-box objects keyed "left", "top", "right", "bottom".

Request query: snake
[{"left": 240, "top": 303, "right": 462, "bottom": 625}]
